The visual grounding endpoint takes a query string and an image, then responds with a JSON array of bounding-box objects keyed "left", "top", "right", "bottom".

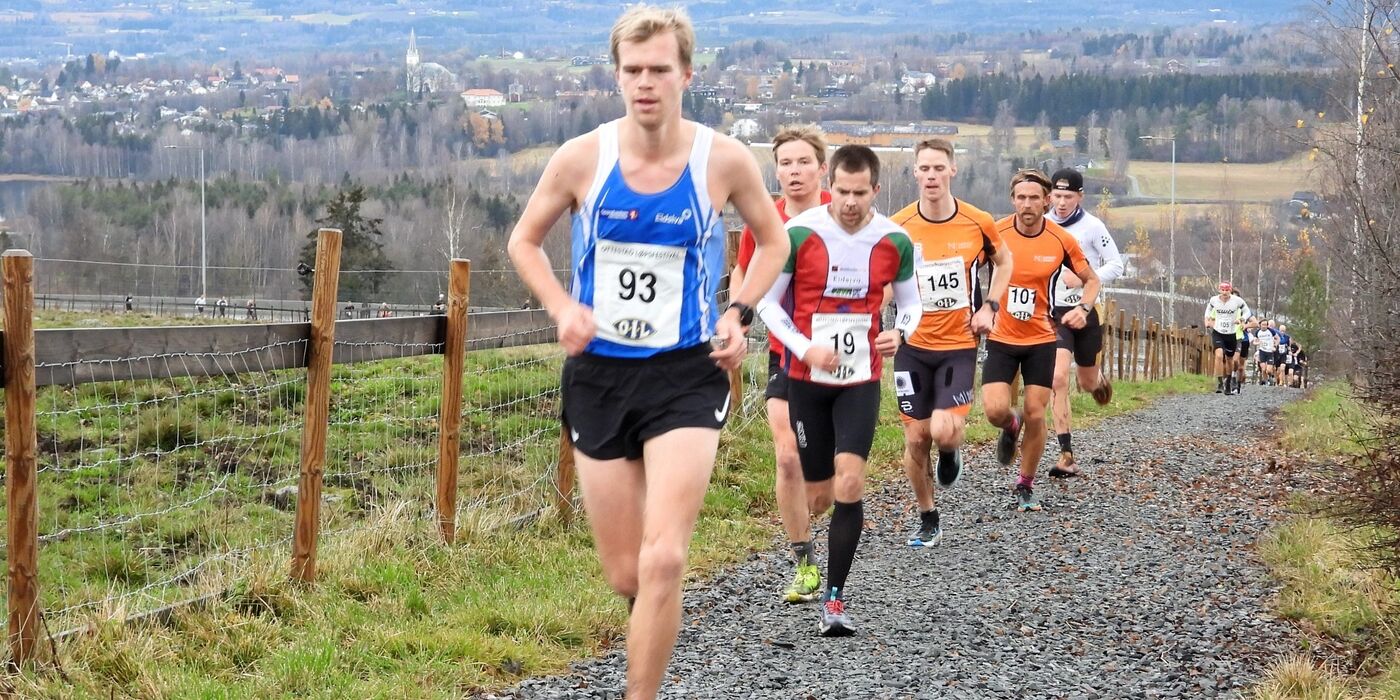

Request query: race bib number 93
[{"left": 593, "top": 239, "right": 685, "bottom": 348}]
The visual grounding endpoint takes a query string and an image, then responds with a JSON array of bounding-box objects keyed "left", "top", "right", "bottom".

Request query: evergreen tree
[
  {"left": 298, "top": 186, "right": 395, "bottom": 301},
  {"left": 1286, "top": 255, "right": 1327, "bottom": 352}
]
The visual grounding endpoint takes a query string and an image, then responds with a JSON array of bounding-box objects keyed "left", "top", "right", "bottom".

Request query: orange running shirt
[
  {"left": 989, "top": 216, "right": 1091, "bottom": 346},
  {"left": 890, "top": 199, "right": 1004, "bottom": 351}
]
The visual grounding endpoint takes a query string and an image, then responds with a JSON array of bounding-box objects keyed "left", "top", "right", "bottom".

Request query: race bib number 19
[
  {"left": 809, "top": 313, "right": 872, "bottom": 385},
  {"left": 1007, "top": 286, "right": 1036, "bottom": 321},
  {"left": 593, "top": 239, "right": 685, "bottom": 348}
]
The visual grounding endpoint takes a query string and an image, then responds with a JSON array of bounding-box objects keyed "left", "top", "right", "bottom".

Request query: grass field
[
  {"left": 4, "top": 315, "right": 1212, "bottom": 697},
  {"left": 1104, "top": 203, "right": 1277, "bottom": 232},
  {"left": 1254, "top": 384, "right": 1400, "bottom": 700},
  {"left": 1129, "top": 156, "right": 1319, "bottom": 201}
]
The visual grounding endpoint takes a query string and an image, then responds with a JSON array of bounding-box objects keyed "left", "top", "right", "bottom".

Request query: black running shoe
[
  {"left": 1014, "top": 484, "right": 1041, "bottom": 512},
  {"left": 1216, "top": 379, "right": 1224, "bottom": 393},
  {"left": 996, "top": 411, "right": 1022, "bottom": 466},
  {"left": 936, "top": 449, "right": 963, "bottom": 488},
  {"left": 906, "top": 510, "right": 941, "bottom": 548}
]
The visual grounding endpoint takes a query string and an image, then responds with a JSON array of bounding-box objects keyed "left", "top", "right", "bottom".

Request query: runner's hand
[
  {"left": 970, "top": 305, "right": 995, "bottom": 335},
  {"left": 875, "top": 329, "right": 901, "bottom": 358},
  {"left": 1062, "top": 307, "right": 1088, "bottom": 330},
  {"left": 803, "top": 345, "right": 838, "bottom": 374},
  {"left": 709, "top": 313, "right": 747, "bottom": 370},
  {"left": 554, "top": 302, "right": 596, "bottom": 356}
]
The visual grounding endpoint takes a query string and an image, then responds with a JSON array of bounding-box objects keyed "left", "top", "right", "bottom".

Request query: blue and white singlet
[{"left": 570, "top": 120, "right": 727, "bottom": 358}]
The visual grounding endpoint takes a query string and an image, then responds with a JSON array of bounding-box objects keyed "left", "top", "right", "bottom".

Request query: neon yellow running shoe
[{"left": 783, "top": 563, "right": 822, "bottom": 603}]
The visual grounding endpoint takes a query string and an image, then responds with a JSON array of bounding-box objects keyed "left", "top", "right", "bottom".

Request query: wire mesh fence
[{"left": 23, "top": 342, "right": 309, "bottom": 634}]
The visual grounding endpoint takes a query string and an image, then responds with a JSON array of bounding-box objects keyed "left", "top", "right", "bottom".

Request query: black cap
[{"left": 1050, "top": 168, "right": 1084, "bottom": 192}]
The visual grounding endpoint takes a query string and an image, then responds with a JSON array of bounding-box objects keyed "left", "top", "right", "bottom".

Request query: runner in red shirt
[{"left": 730, "top": 125, "right": 833, "bottom": 604}]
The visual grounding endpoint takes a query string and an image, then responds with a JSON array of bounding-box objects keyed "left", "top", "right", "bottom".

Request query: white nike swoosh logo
[
  {"left": 714, "top": 392, "right": 731, "bottom": 422},
  {"left": 570, "top": 427, "right": 580, "bottom": 442}
]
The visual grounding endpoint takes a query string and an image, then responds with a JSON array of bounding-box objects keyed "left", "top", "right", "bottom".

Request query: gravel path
[{"left": 487, "top": 388, "right": 1302, "bottom": 699}]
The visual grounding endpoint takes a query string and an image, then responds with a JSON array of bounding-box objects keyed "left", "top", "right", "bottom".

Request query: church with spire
[{"left": 406, "top": 30, "right": 458, "bottom": 94}]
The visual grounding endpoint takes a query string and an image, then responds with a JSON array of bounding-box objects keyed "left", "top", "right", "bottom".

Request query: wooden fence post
[
  {"left": 1142, "top": 321, "right": 1151, "bottom": 381},
  {"left": 555, "top": 429, "right": 577, "bottom": 524},
  {"left": 1100, "top": 300, "right": 1115, "bottom": 378},
  {"left": 436, "top": 259, "right": 471, "bottom": 545},
  {"left": 1129, "top": 315, "right": 1140, "bottom": 382},
  {"left": 4, "top": 250, "right": 39, "bottom": 669},
  {"left": 291, "top": 228, "right": 342, "bottom": 583},
  {"left": 1117, "top": 308, "right": 1127, "bottom": 381},
  {"left": 725, "top": 228, "right": 743, "bottom": 415}
]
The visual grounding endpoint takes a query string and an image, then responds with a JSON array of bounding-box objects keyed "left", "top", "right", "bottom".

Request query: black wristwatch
[
  {"left": 727, "top": 301, "right": 755, "bottom": 326},
  {"left": 985, "top": 300, "right": 1000, "bottom": 314},
  {"left": 1079, "top": 302, "right": 1094, "bottom": 314}
]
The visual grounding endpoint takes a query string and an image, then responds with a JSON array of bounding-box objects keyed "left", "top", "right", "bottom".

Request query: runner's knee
[
  {"left": 602, "top": 565, "right": 639, "bottom": 599},
  {"left": 927, "top": 412, "right": 962, "bottom": 450},
  {"left": 636, "top": 541, "right": 687, "bottom": 587},
  {"left": 774, "top": 446, "right": 802, "bottom": 481}
]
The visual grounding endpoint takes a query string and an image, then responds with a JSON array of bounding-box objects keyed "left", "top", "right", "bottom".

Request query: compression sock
[
  {"left": 826, "top": 500, "right": 864, "bottom": 595},
  {"left": 790, "top": 540, "right": 814, "bottom": 567},
  {"left": 1057, "top": 433, "right": 1072, "bottom": 454}
]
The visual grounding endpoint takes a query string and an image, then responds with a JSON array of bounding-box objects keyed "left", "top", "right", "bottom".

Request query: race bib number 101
[
  {"left": 1007, "top": 286, "right": 1036, "bottom": 321},
  {"left": 593, "top": 239, "right": 685, "bottom": 348}
]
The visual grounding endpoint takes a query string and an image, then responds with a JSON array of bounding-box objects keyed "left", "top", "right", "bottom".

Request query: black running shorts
[
  {"left": 561, "top": 344, "right": 730, "bottom": 461},
  {"left": 1211, "top": 331, "right": 1238, "bottom": 357},
  {"left": 982, "top": 340, "right": 1057, "bottom": 389},
  {"left": 1052, "top": 306, "right": 1104, "bottom": 367},
  {"left": 764, "top": 350, "right": 791, "bottom": 402},
  {"left": 893, "top": 345, "right": 976, "bottom": 420},
  {"left": 786, "top": 379, "right": 881, "bottom": 482}
]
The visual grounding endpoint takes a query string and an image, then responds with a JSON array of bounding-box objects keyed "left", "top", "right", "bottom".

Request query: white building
[
  {"left": 729, "top": 118, "right": 762, "bottom": 141},
  {"left": 461, "top": 88, "right": 505, "bottom": 108},
  {"left": 406, "top": 30, "right": 458, "bottom": 94}
]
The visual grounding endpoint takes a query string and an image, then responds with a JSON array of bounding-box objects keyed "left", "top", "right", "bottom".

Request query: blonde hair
[
  {"left": 610, "top": 5, "right": 696, "bottom": 69},
  {"left": 914, "top": 138, "right": 955, "bottom": 162},
  {"left": 772, "top": 124, "right": 828, "bottom": 164}
]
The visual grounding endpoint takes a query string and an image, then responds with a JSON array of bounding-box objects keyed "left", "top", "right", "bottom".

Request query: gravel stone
[{"left": 481, "top": 389, "right": 1300, "bottom": 699}]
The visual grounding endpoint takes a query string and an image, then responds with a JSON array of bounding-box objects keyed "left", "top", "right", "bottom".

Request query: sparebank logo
[
  {"left": 614, "top": 318, "right": 656, "bottom": 340},
  {"left": 654, "top": 209, "right": 693, "bottom": 225},
  {"left": 600, "top": 208, "right": 639, "bottom": 221}
]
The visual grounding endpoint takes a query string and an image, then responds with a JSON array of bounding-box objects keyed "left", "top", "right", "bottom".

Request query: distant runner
[{"left": 1204, "top": 282, "right": 1247, "bottom": 394}]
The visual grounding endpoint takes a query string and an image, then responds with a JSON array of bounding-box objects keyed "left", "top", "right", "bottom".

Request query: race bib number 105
[{"left": 593, "top": 240, "right": 685, "bottom": 347}]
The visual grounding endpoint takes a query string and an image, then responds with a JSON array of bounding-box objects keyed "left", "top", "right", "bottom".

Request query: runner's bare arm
[
  {"left": 710, "top": 135, "right": 789, "bottom": 367},
  {"left": 972, "top": 243, "right": 1013, "bottom": 335},
  {"left": 507, "top": 137, "right": 595, "bottom": 355},
  {"left": 715, "top": 136, "right": 788, "bottom": 309},
  {"left": 1060, "top": 263, "right": 1101, "bottom": 330},
  {"left": 985, "top": 243, "right": 1014, "bottom": 307}
]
